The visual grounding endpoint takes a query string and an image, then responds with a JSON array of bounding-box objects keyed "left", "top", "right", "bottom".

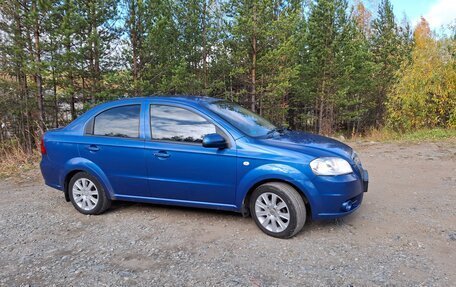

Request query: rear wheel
[
  {"left": 250, "top": 182, "right": 306, "bottom": 238},
  {"left": 69, "top": 172, "right": 111, "bottom": 215}
]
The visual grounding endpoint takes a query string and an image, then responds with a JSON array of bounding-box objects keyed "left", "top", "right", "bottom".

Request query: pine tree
[
  {"left": 336, "top": 2, "right": 376, "bottom": 134},
  {"left": 301, "top": 0, "right": 351, "bottom": 134},
  {"left": 58, "top": 0, "right": 84, "bottom": 120},
  {"left": 0, "top": 0, "right": 34, "bottom": 150},
  {"left": 257, "top": 1, "right": 301, "bottom": 124},
  {"left": 139, "top": 0, "right": 180, "bottom": 94},
  {"left": 370, "top": 0, "right": 405, "bottom": 127},
  {"left": 126, "top": 0, "right": 148, "bottom": 96},
  {"left": 82, "top": 0, "right": 120, "bottom": 103},
  {"left": 29, "top": 0, "right": 47, "bottom": 131},
  {"left": 226, "top": 0, "right": 276, "bottom": 112}
]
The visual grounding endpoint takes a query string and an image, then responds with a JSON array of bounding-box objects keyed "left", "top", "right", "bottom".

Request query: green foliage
[
  {"left": 369, "top": 0, "right": 412, "bottom": 127},
  {"left": 387, "top": 18, "right": 456, "bottom": 131},
  {"left": 1, "top": 0, "right": 454, "bottom": 152},
  {"left": 227, "top": 0, "right": 302, "bottom": 123}
]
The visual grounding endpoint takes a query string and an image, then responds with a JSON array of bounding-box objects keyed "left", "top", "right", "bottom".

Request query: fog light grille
[{"left": 342, "top": 201, "right": 353, "bottom": 212}]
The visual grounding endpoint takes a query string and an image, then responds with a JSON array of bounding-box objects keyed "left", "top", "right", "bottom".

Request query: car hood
[{"left": 260, "top": 131, "right": 353, "bottom": 160}]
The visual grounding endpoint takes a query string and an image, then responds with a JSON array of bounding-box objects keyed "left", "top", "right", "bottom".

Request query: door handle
[
  {"left": 154, "top": 151, "right": 170, "bottom": 159},
  {"left": 87, "top": 145, "right": 100, "bottom": 152}
]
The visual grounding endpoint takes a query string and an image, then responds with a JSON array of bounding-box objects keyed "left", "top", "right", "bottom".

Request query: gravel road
[{"left": 1, "top": 141, "right": 455, "bottom": 286}]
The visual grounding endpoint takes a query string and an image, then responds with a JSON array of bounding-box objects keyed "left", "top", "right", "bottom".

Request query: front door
[{"left": 145, "top": 104, "right": 237, "bottom": 205}]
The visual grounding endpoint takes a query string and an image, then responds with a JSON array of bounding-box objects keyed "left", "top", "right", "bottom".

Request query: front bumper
[
  {"left": 361, "top": 169, "right": 369, "bottom": 193},
  {"left": 307, "top": 168, "right": 369, "bottom": 220}
]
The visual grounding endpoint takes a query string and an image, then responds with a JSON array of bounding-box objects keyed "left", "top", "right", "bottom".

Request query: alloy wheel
[
  {"left": 72, "top": 178, "right": 99, "bottom": 211},
  {"left": 255, "top": 192, "right": 290, "bottom": 233}
]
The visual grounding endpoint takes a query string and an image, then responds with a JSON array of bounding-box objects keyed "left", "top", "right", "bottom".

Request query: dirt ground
[{"left": 1, "top": 140, "right": 455, "bottom": 286}]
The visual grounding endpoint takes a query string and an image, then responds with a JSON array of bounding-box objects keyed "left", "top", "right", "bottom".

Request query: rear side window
[
  {"left": 150, "top": 105, "right": 216, "bottom": 143},
  {"left": 92, "top": 105, "right": 141, "bottom": 138}
]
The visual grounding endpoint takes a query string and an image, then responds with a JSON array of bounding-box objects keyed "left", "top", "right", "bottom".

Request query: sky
[{"left": 387, "top": 0, "right": 456, "bottom": 30}]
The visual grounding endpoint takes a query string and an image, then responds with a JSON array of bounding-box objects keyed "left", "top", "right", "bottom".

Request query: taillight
[{"left": 40, "top": 137, "right": 47, "bottom": 155}]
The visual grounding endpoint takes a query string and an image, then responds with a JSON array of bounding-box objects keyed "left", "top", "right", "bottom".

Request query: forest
[{"left": 0, "top": 0, "right": 455, "bottom": 154}]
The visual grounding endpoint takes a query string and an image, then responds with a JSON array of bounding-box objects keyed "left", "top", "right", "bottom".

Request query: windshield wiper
[{"left": 266, "top": 126, "right": 289, "bottom": 137}]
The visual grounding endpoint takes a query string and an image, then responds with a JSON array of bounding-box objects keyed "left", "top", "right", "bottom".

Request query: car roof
[{"left": 109, "top": 95, "right": 223, "bottom": 105}]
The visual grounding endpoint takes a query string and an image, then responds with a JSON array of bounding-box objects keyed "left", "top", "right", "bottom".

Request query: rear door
[
  {"left": 145, "top": 103, "right": 237, "bottom": 205},
  {"left": 78, "top": 104, "right": 148, "bottom": 197}
]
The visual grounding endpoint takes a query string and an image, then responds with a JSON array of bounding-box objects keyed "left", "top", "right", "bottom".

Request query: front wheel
[{"left": 250, "top": 182, "right": 306, "bottom": 239}]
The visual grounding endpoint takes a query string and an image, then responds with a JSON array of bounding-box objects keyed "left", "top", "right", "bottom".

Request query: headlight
[{"left": 310, "top": 157, "right": 353, "bottom": 176}]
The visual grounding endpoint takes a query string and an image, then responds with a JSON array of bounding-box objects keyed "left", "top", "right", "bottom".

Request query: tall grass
[
  {"left": 352, "top": 128, "right": 456, "bottom": 142},
  {"left": 0, "top": 138, "right": 40, "bottom": 178}
]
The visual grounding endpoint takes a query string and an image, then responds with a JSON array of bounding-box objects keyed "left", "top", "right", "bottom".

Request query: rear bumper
[
  {"left": 40, "top": 158, "right": 62, "bottom": 190},
  {"left": 306, "top": 169, "right": 368, "bottom": 220}
]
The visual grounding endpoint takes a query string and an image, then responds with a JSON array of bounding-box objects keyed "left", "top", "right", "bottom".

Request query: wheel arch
[
  {"left": 60, "top": 157, "right": 115, "bottom": 201},
  {"left": 63, "top": 169, "right": 83, "bottom": 202}
]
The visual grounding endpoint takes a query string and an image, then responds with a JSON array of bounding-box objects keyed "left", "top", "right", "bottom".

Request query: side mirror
[{"left": 202, "top": 133, "right": 228, "bottom": 149}]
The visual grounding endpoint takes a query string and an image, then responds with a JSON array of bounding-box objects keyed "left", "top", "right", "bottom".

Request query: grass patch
[
  {"left": 355, "top": 128, "right": 456, "bottom": 142},
  {"left": 0, "top": 139, "right": 40, "bottom": 178}
]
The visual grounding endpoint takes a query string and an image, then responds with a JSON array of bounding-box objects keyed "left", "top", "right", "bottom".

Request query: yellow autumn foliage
[{"left": 387, "top": 17, "right": 456, "bottom": 131}]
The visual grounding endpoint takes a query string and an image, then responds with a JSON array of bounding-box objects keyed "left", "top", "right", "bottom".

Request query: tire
[
  {"left": 250, "top": 182, "right": 306, "bottom": 239},
  {"left": 68, "top": 172, "right": 111, "bottom": 215}
]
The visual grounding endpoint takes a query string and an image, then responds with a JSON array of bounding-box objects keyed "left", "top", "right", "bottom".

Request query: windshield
[{"left": 205, "top": 101, "right": 276, "bottom": 137}]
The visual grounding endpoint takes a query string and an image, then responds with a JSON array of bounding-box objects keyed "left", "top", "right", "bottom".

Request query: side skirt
[{"left": 114, "top": 194, "right": 239, "bottom": 212}]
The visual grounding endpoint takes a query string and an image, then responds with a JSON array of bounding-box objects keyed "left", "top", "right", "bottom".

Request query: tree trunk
[
  {"left": 23, "top": 73, "right": 32, "bottom": 153},
  {"left": 70, "top": 92, "right": 75, "bottom": 121},
  {"left": 90, "top": 0, "right": 100, "bottom": 104},
  {"left": 318, "top": 92, "right": 324, "bottom": 134},
  {"left": 65, "top": 39, "right": 76, "bottom": 121},
  {"left": 318, "top": 72, "right": 326, "bottom": 134},
  {"left": 49, "top": 35, "right": 58, "bottom": 128},
  {"left": 53, "top": 71, "right": 58, "bottom": 127},
  {"left": 82, "top": 76, "right": 86, "bottom": 103},
  {"left": 51, "top": 49, "right": 58, "bottom": 128},
  {"left": 131, "top": 0, "right": 138, "bottom": 96},
  {"left": 24, "top": 5, "right": 36, "bottom": 150},
  {"left": 202, "top": 0, "right": 208, "bottom": 91},
  {"left": 32, "top": 0, "right": 45, "bottom": 132},
  {"left": 12, "top": 3, "right": 26, "bottom": 149},
  {"left": 250, "top": 2, "right": 257, "bottom": 112}
]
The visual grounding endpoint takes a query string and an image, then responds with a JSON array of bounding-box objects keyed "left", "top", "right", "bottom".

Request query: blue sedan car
[{"left": 40, "top": 96, "right": 368, "bottom": 238}]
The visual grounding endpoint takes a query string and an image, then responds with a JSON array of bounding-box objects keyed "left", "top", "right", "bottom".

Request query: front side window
[
  {"left": 93, "top": 105, "right": 140, "bottom": 138},
  {"left": 151, "top": 105, "right": 216, "bottom": 143}
]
